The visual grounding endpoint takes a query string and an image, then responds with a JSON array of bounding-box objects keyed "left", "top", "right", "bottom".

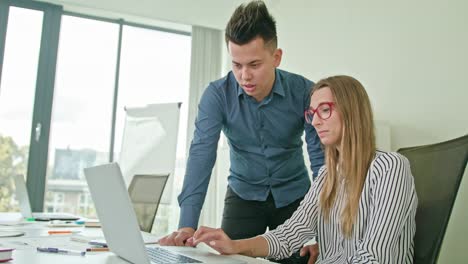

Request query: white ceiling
[{"left": 36, "top": 0, "right": 278, "bottom": 30}]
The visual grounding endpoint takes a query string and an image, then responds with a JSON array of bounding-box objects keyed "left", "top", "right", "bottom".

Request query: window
[
  {"left": 0, "top": 6, "right": 43, "bottom": 212},
  {"left": 45, "top": 15, "right": 191, "bottom": 236},
  {"left": 45, "top": 15, "right": 119, "bottom": 218},
  {"left": 0, "top": 2, "right": 191, "bottom": 236},
  {"left": 48, "top": 192, "right": 65, "bottom": 212},
  {"left": 115, "top": 24, "right": 191, "bottom": 235},
  {"left": 78, "top": 192, "right": 93, "bottom": 216}
]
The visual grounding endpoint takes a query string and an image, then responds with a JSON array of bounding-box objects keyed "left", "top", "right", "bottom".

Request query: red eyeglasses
[{"left": 304, "top": 102, "right": 335, "bottom": 124}]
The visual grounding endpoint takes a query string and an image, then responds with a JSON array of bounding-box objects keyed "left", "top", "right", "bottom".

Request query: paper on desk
[
  {"left": 0, "top": 213, "right": 23, "bottom": 225},
  {"left": 1, "top": 235, "right": 90, "bottom": 251},
  {"left": 0, "top": 221, "right": 43, "bottom": 230},
  {"left": 70, "top": 234, "right": 103, "bottom": 244},
  {"left": 0, "top": 230, "right": 25, "bottom": 237}
]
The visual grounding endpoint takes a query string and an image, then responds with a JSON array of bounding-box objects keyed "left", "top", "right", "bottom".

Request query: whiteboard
[{"left": 119, "top": 103, "right": 181, "bottom": 204}]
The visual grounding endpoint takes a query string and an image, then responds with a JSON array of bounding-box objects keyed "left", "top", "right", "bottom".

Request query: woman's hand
[
  {"left": 192, "top": 226, "right": 238, "bottom": 255},
  {"left": 300, "top": 243, "right": 319, "bottom": 264}
]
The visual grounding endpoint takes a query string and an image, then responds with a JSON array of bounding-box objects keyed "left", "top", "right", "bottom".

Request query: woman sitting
[{"left": 190, "top": 75, "right": 418, "bottom": 264}]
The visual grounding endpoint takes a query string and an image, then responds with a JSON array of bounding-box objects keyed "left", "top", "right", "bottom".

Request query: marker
[
  {"left": 37, "top": 247, "right": 86, "bottom": 256},
  {"left": 48, "top": 230, "right": 81, "bottom": 235},
  {"left": 50, "top": 220, "right": 84, "bottom": 225},
  {"left": 26, "top": 217, "right": 35, "bottom": 222},
  {"left": 86, "top": 247, "right": 110, "bottom": 252}
]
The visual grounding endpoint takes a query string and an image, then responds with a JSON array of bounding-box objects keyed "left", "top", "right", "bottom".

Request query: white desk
[{"left": 0, "top": 222, "right": 273, "bottom": 264}]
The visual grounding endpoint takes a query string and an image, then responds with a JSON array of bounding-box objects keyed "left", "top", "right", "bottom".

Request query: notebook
[
  {"left": 84, "top": 163, "right": 245, "bottom": 264},
  {"left": 0, "top": 248, "right": 14, "bottom": 262},
  {"left": 13, "top": 174, "right": 80, "bottom": 221}
]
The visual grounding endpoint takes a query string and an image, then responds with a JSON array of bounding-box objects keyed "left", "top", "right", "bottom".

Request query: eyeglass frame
[{"left": 304, "top": 102, "right": 336, "bottom": 124}]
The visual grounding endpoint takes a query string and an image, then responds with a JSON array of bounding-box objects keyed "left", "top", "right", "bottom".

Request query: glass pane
[
  {"left": 45, "top": 15, "right": 119, "bottom": 217},
  {"left": 0, "top": 7, "right": 43, "bottom": 212},
  {"left": 116, "top": 25, "right": 191, "bottom": 235}
]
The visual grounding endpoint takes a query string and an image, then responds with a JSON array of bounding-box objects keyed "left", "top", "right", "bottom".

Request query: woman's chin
[{"left": 320, "top": 137, "right": 339, "bottom": 147}]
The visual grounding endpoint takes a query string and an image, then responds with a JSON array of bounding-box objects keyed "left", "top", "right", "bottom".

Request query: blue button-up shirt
[{"left": 178, "top": 69, "right": 324, "bottom": 229}]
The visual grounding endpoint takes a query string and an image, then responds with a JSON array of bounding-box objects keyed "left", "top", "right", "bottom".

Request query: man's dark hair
[{"left": 225, "top": 0, "right": 277, "bottom": 49}]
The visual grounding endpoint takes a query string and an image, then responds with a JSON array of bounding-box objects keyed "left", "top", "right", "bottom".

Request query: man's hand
[
  {"left": 300, "top": 243, "right": 319, "bottom": 264},
  {"left": 159, "top": 227, "right": 195, "bottom": 246}
]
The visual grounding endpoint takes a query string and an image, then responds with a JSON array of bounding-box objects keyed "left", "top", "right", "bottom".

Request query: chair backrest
[
  {"left": 128, "top": 174, "right": 169, "bottom": 233},
  {"left": 398, "top": 134, "right": 468, "bottom": 264}
]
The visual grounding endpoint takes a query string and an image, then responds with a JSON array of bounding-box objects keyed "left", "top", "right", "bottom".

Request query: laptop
[
  {"left": 13, "top": 174, "right": 80, "bottom": 221},
  {"left": 84, "top": 163, "right": 245, "bottom": 264}
]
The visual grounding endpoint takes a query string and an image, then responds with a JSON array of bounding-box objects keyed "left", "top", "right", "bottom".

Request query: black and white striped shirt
[{"left": 263, "top": 151, "right": 418, "bottom": 263}]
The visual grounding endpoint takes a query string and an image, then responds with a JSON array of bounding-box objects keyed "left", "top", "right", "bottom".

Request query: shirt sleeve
[
  {"left": 177, "top": 83, "right": 224, "bottom": 229},
  {"left": 262, "top": 168, "right": 325, "bottom": 260},
  {"left": 303, "top": 80, "right": 324, "bottom": 178},
  {"left": 350, "top": 153, "right": 418, "bottom": 263}
]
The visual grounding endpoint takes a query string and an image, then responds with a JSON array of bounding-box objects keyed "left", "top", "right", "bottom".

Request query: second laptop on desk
[
  {"left": 84, "top": 163, "right": 245, "bottom": 264},
  {"left": 13, "top": 174, "right": 80, "bottom": 221}
]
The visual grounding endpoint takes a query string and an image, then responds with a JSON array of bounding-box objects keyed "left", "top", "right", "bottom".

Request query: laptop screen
[{"left": 13, "top": 174, "right": 33, "bottom": 218}]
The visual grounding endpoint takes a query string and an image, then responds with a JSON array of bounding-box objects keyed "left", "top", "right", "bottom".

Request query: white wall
[
  {"left": 37, "top": 0, "right": 468, "bottom": 262},
  {"left": 269, "top": 3, "right": 468, "bottom": 262}
]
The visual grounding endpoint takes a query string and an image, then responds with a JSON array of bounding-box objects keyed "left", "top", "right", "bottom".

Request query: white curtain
[{"left": 186, "top": 25, "right": 223, "bottom": 228}]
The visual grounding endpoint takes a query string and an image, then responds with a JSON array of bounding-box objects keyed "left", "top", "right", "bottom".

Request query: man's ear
[{"left": 273, "top": 48, "right": 283, "bottom": 67}]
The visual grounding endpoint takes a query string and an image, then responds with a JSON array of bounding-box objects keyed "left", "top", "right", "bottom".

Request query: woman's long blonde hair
[{"left": 313, "top": 75, "right": 376, "bottom": 237}]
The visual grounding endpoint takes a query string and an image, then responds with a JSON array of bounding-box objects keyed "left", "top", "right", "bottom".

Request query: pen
[
  {"left": 50, "top": 220, "right": 72, "bottom": 224},
  {"left": 86, "top": 247, "right": 110, "bottom": 252},
  {"left": 48, "top": 230, "right": 81, "bottom": 235},
  {"left": 88, "top": 240, "right": 108, "bottom": 247},
  {"left": 37, "top": 247, "right": 86, "bottom": 256},
  {"left": 50, "top": 220, "right": 85, "bottom": 225}
]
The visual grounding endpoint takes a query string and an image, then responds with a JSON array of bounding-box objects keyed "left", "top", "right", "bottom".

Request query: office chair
[
  {"left": 128, "top": 174, "right": 169, "bottom": 233},
  {"left": 397, "top": 134, "right": 468, "bottom": 264}
]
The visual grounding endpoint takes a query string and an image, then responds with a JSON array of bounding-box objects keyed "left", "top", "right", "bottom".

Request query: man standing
[{"left": 161, "top": 1, "right": 323, "bottom": 263}]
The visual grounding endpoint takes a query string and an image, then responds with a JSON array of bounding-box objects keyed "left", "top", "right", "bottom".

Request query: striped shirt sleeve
[{"left": 261, "top": 167, "right": 325, "bottom": 260}]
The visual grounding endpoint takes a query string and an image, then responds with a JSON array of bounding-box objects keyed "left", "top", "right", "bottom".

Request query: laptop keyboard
[{"left": 146, "top": 247, "right": 202, "bottom": 263}]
